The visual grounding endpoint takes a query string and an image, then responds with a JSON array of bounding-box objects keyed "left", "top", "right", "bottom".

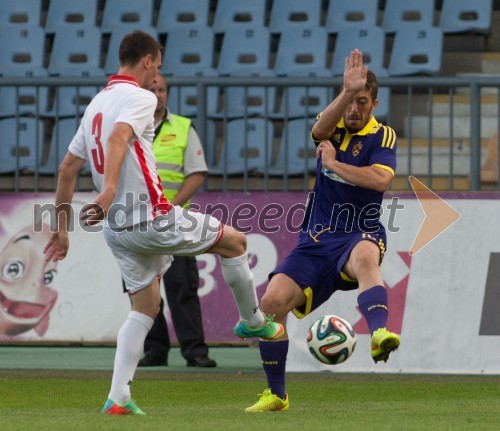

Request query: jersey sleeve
[
  {"left": 67, "top": 122, "right": 87, "bottom": 160},
  {"left": 184, "top": 126, "right": 208, "bottom": 176},
  {"left": 369, "top": 125, "right": 397, "bottom": 176},
  {"left": 115, "top": 90, "right": 156, "bottom": 138}
]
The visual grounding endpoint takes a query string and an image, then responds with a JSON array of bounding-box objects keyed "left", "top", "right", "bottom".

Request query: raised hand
[{"left": 343, "top": 49, "right": 368, "bottom": 94}]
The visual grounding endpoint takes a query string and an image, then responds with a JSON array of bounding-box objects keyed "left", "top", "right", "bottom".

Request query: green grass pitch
[{"left": 1, "top": 370, "right": 499, "bottom": 431}]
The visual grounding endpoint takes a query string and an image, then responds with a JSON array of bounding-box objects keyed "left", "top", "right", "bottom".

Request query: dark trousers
[{"left": 144, "top": 255, "right": 209, "bottom": 361}]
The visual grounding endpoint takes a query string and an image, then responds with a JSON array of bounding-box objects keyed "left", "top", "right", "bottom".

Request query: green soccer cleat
[
  {"left": 233, "top": 314, "right": 285, "bottom": 340},
  {"left": 102, "top": 398, "right": 146, "bottom": 415},
  {"left": 371, "top": 328, "right": 400, "bottom": 363},
  {"left": 245, "top": 389, "right": 289, "bottom": 413}
]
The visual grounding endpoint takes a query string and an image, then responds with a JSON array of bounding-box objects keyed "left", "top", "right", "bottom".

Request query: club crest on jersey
[{"left": 352, "top": 142, "right": 363, "bottom": 157}]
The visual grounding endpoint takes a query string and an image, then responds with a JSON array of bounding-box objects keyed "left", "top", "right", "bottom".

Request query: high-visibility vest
[{"left": 153, "top": 113, "right": 191, "bottom": 204}]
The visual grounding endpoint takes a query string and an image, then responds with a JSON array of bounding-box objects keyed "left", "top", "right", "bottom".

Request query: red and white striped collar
[{"left": 107, "top": 75, "right": 140, "bottom": 87}]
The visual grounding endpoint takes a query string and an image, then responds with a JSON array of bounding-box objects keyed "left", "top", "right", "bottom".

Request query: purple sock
[
  {"left": 357, "top": 285, "right": 388, "bottom": 335},
  {"left": 259, "top": 339, "right": 289, "bottom": 400}
]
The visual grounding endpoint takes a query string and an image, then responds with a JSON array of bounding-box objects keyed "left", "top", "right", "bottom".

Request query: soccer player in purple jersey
[{"left": 245, "top": 49, "right": 400, "bottom": 412}]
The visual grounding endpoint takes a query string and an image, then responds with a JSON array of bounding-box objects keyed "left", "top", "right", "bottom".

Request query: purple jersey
[
  {"left": 300, "top": 116, "right": 397, "bottom": 242},
  {"left": 271, "top": 115, "right": 396, "bottom": 317}
]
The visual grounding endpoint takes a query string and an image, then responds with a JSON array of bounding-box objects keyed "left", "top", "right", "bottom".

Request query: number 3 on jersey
[{"left": 91, "top": 112, "right": 105, "bottom": 174}]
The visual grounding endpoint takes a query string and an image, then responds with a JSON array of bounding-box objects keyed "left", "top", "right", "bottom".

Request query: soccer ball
[{"left": 307, "top": 315, "right": 357, "bottom": 365}]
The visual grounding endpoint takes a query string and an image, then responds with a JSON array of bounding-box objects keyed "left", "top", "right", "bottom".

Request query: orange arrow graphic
[{"left": 408, "top": 176, "right": 461, "bottom": 256}]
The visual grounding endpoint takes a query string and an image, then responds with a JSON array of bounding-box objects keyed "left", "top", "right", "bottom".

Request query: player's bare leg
[{"left": 344, "top": 240, "right": 400, "bottom": 363}]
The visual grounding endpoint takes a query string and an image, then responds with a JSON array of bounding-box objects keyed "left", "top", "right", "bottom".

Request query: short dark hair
[
  {"left": 118, "top": 30, "right": 162, "bottom": 67},
  {"left": 340, "top": 70, "right": 379, "bottom": 102},
  {"left": 365, "top": 70, "right": 378, "bottom": 102}
]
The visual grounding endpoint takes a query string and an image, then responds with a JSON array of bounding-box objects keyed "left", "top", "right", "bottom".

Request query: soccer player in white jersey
[{"left": 43, "top": 30, "right": 284, "bottom": 416}]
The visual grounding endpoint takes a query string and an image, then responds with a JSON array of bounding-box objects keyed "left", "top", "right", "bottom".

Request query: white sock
[
  {"left": 220, "top": 253, "right": 265, "bottom": 327},
  {"left": 108, "top": 311, "right": 154, "bottom": 404}
]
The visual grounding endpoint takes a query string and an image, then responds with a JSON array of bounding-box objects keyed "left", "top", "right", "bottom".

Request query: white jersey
[{"left": 68, "top": 75, "right": 172, "bottom": 228}]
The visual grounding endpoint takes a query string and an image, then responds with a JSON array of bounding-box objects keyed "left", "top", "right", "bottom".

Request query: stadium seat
[
  {"left": 0, "top": 118, "right": 44, "bottom": 173},
  {"left": 217, "top": 27, "right": 273, "bottom": 76},
  {"left": 382, "top": 0, "right": 435, "bottom": 34},
  {"left": 439, "top": 0, "right": 493, "bottom": 34},
  {"left": 375, "top": 87, "right": 390, "bottom": 122},
  {"left": 269, "top": 86, "right": 332, "bottom": 119},
  {"left": 325, "top": 0, "right": 379, "bottom": 33},
  {"left": 388, "top": 26, "right": 443, "bottom": 76},
  {"left": 105, "top": 27, "right": 158, "bottom": 75},
  {"left": 39, "top": 118, "right": 81, "bottom": 174},
  {"left": 48, "top": 27, "right": 103, "bottom": 76},
  {"left": 331, "top": 26, "right": 386, "bottom": 76},
  {"left": 0, "top": 0, "right": 41, "bottom": 27},
  {"left": 45, "top": 86, "right": 100, "bottom": 117},
  {"left": 156, "top": 0, "right": 210, "bottom": 33},
  {"left": 101, "top": 0, "right": 154, "bottom": 32},
  {"left": 167, "top": 86, "right": 219, "bottom": 118},
  {"left": 196, "top": 119, "right": 216, "bottom": 168},
  {"left": 211, "top": 86, "right": 277, "bottom": 119},
  {"left": 0, "top": 86, "right": 50, "bottom": 117},
  {"left": 258, "top": 118, "right": 318, "bottom": 176},
  {"left": 45, "top": 0, "right": 98, "bottom": 33},
  {"left": 160, "top": 26, "right": 216, "bottom": 76},
  {"left": 212, "top": 0, "right": 266, "bottom": 33},
  {"left": 268, "top": 0, "right": 322, "bottom": 34},
  {"left": 0, "top": 26, "right": 47, "bottom": 77},
  {"left": 274, "top": 28, "right": 330, "bottom": 77},
  {"left": 209, "top": 118, "right": 274, "bottom": 175}
]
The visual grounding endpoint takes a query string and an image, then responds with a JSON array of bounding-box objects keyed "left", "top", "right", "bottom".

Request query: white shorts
[{"left": 103, "top": 206, "right": 223, "bottom": 293}]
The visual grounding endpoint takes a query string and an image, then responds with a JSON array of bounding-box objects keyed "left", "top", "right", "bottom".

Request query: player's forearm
[
  {"left": 327, "top": 160, "right": 392, "bottom": 192},
  {"left": 312, "top": 89, "right": 357, "bottom": 140},
  {"left": 54, "top": 169, "right": 76, "bottom": 232}
]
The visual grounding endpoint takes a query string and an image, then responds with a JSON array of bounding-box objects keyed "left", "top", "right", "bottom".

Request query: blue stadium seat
[
  {"left": 160, "top": 26, "right": 216, "bottom": 76},
  {"left": 167, "top": 86, "right": 219, "bottom": 118},
  {"left": 268, "top": 0, "right": 322, "bottom": 34},
  {"left": 105, "top": 27, "right": 158, "bottom": 75},
  {"left": 331, "top": 26, "right": 386, "bottom": 76},
  {"left": 211, "top": 86, "right": 277, "bottom": 119},
  {"left": 325, "top": 0, "right": 379, "bottom": 33},
  {"left": 48, "top": 27, "right": 104, "bottom": 76},
  {"left": 45, "top": 86, "right": 100, "bottom": 117},
  {"left": 156, "top": 0, "right": 210, "bottom": 33},
  {"left": 0, "top": 118, "right": 44, "bottom": 173},
  {"left": 258, "top": 118, "right": 318, "bottom": 176},
  {"left": 217, "top": 27, "right": 273, "bottom": 76},
  {"left": 212, "top": 0, "right": 266, "bottom": 33},
  {"left": 0, "top": 26, "right": 47, "bottom": 77},
  {"left": 45, "top": 0, "right": 98, "bottom": 33},
  {"left": 101, "top": 0, "right": 154, "bottom": 32},
  {"left": 39, "top": 118, "right": 81, "bottom": 174},
  {"left": 439, "top": 0, "right": 493, "bottom": 34},
  {"left": 195, "top": 119, "right": 216, "bottom": 168},
  {"left": 269, "top": 87, "right": 332, "bottom": 119},
  {"left": 274, "top": 28, "right": 330, "bottom": 77},
  {"left": 209, "top": 118, "right": 274, "bottom": 175},
  {"left": 0, "top": 0, "right": 41, "bottom": 27},
  {"left": 0, "top": 86, "right": 50, "bottom": 117},
  {"left": 388, "top": 26, "right": 443, "bottom": 76},
  {"left": 382, "top": 0, "right": 435, "bottom": 34},
  {"left": 375, "top": 86, "right": 391, "bottom": 122}
]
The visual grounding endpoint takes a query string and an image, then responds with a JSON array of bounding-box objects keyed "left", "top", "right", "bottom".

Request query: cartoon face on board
[{"left": 0, "top": 226, "right": 58, "bottom": 336}]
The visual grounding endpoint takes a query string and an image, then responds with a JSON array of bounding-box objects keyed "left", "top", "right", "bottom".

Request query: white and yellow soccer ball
[{"left": 307, "top": 315, "right": 357, "bottom": 365}]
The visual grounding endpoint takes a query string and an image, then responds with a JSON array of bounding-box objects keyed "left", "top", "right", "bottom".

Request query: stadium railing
[{"left": 1, "top": 75, "right": 499, "bottom": 192}]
